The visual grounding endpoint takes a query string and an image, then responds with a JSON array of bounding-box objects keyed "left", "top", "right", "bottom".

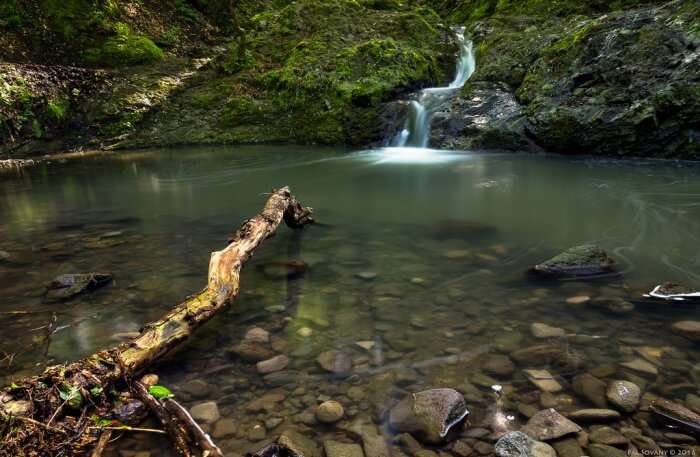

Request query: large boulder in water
[
  {"left": 388, "top": 388, "right": 469, "bottom": 443},
  {"left": 529, "top": 245, "right": 615, "bottom": 278},
  {"left": 46, "top": 273, "right": 113, "bottom": 300}
]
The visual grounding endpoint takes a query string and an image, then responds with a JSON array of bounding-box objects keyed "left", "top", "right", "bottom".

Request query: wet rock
[
  {"left": 589, "top": 426, "right": 628, "bottom": 446},
  {"left": 567, "top": 409, "right": 621, "bottom": 422},
  {"left": 494, "top": 431, "right": 556, "bottom": 457},
  {"left": 248, "top": 423, "right": 267, "bottom": 441},
  {"left": 212, "top": 418, "right": 238, "bottom": 438},
  {"left": 178, "top": 379, "right": 212, "bottom": 399},
  {"left": 317, "top": 351, "right": 353, "bottom": 376},
  {"left": 451, "top": 440, "right": 473, "bottom": 457},
  {"left": 190, "top": 401, "right": 220, "bottom": 424},
  {"left": 389, "top": 388, "right": 469, "bottom": 444},
  {"left": 356, "top": 341, "right": 376, "bottom": 351},
  {"left": 316, "top": 400, "right": 344, "bottom": 424},
  {"left": 524, "top": 369, "right": 562, "bottom": 393},
  {"left": 359, "top": 425, "right": 389, "bottom": 457},
  {"left": 572, "top": 373, "right": 607, "bottom": 408},
  {"left": 606, "top": 380, "right": 641, "bottom": 413},
  {"left": 278, "top": 429, "right": 321, "bottom": 457},
  {"left": 530, "top": 323, "right": 565, "bottom": 339},
  {"left": 246, "top": 391, "right": 286, "bottom": 412},
  {"left": 1, "top": 399, "right": 33, "bottom": 417},
  {"left": 356, "top": 271, "right": 378, "bottom": 281},
  {"left": 620, "top": 358, "right": 658, "bottom": 376},
  {"left": 522, "top": 409, "right": 581, "bottom": 441},
  {"left": 46, "top": 272, "right": 112, "bottom": 299},
  {"left": 257, "top": 355, "right": 290, "bottom": 374},
  {"left": 482, "top": 354, "right": 515, "bottom": 377},
  {"left": 673, "top": 321, "right": 700, "bottom": 342},
  {"left": 645, "top": 282, "right": 700, "bottom": 302},
  {"left": 650, "top": 398, "right": 700, "bottom": 435},
  {"left": 587, "top": 443, "right": 627, "bottom": 457},
  {"left": 589, "top": 297, "right": 635, "bottom": 315},
  {"left": 266, "top": 417, "right": 283, "bottom": 429},
  {"left": 529, "top": 245, "right": 615, "bottom": 278},
  {"left": 297, "top": 327, "right": 313, "bottom": 338},
  {"left": 324, "top": 441, "right": 365, "bottom": 457},
  {"left": 245, "top": 327, "right": 270, "bottom": 343},
  {"left": 264, "top": 371, "right": 300, "bottom": 387},
  {"left": 229, "top": 341, "right": 275, "bottom": 362},
  {"left": 550, "top": 437, "right": 583, "bottom": 457}
]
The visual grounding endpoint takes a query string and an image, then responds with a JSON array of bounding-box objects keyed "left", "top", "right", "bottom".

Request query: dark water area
[{"left": 1, "top": 145, "right": 700, "bottom": 456}]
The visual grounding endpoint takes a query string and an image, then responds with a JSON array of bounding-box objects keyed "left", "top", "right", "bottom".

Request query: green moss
[
  {"left": 47, "top": 97, "right": 70, "bottom": 122},
  {"left": 84, "top": 23, "right": 164, "bottom": 67}
]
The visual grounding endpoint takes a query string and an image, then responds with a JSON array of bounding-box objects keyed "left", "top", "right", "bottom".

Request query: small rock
[
  {"left": 550, "top": 437, "right": 583, "bottom": 457},
  {"left": 567, "top": 409, "right": 621, "bottom": 422},
  {"left": 257, "top": 355, "right": 290, "bottom": 374},
  {"left": 529, "top": 245, "right": 615, "bottom": 278},
  {"left": 572, "top": 373, "right": 607, "bottom": 408},
  {"left": 248, "top": 423, "right": 267, "bottom": 441},
  {"left": 495, "top": 431, "right": 556, "bottom": 457},
  {"left": 522, "top": 409, "right": 581, "bottom": 441},
  {"left": 212, "top": 418, "right": 238, "bottom": 438},
  {"left": 316, "top": 400, "right": 344, "bottom": 424},
  {"left": 650, "top": 398, "right": 700, "bottom": 435},
  {"left": 620, "top": 358, "right": 658, "bottom": 376},
  {"left": 452, "top": 440, "right": 473, "bottom": 457},
  {"left": 245, "top": 327, "right": 270, "bottom": 343},
  {"left": 46, "top": 272, "right": 113, "bottom": 300},
  {"left": 361, "top": 426, "right": 389, "bottom": 457},
  {"left": 389, "top": 388, "right": 469, "bottom": 443},
  {"left": 482, "top": 354, "right": 515, "bottom": 377},
  {"left": 139, "top": 374, "right": 159, "bottom": 387},
  {"left": 530, "top": 323, "right": 565, "bottom": 339},
  {"left": 587, "top": 443, "right": 627, "bottom": 457},
  {"left": 356, "top": 271, "right": 378, "bottom": 281},
  {"left": 266, "top": 417, "right": 283, "bottom": 429},
  {"left": 589, "top": 426, "right": 628, "bottom": 446},
  {"left": 317, "top": 351, "right": 352, "bottom": 375},
  {"left": 606, "top": 380, "right": 641, "bottom": 413},
  {"left": 673, "top": 321, "right": 700, "bottom": 342},
  {"left": 524, "top": 369, "right": 562, "bottom": 393},
  {"left": 589, "top": 297, "right": 635, "bottom": 315},
  {"left": 324, "top": 440, "right": 365, "bottom": 457},
  {"left": 190, "top": 401, "right": 220, "bottom": 424},
  {"left": 178, "top": 379, "right": 212, "bottom": 399},
  {"left": 278, "top": 429, "right": 321, "bottom": 457},
  {"left": 355, "top": 341, "right": 376, "bottom": 351},
  {"left": 1, "top": 400, "right": 32, "bottom": 417},
  {"left": 230, "top": 341, "right": 275, "bottom": 362}
]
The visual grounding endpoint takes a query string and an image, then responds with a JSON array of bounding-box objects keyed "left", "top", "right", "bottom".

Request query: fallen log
[{"left": 0, "top": 186, "right": 313, "bottom": 456}]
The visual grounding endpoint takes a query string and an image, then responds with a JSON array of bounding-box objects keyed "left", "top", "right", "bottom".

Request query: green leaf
[
  {"left": 90, "top": 386, "right": 103, "bottom": 397},
  {"left": 148, "top": 385, "right": 174, "bottom": 400},
  {"left": 90, "top": 414, "right": 113, "bottom": 427},
  {"left": 58, "top": 383, "right": 83, "bottom": 409},
  {"left": 8, "top": 383, "right": 21, "bottom": 391}
]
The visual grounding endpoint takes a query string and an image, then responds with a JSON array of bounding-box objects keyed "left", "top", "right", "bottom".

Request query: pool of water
[{"left": 1, "top": 145, "right": 699, "bottom": 456}]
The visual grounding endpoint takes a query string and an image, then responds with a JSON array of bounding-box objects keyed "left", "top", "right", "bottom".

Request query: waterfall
[{"left": 392, "top": 28, "right": 475, "bottom": 148}]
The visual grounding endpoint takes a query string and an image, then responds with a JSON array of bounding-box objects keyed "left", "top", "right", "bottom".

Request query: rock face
[
  {"left": 521, "top": 409, "right": 582, "bottom": 441},
  {"left": 388, "top": 388, "right": 469, "bottom": 443},
  {"left": 530, "top": 245, "right": 615, "bottom": 278},
  {"left": 606, "top": 380, "right": 641, "bottom": 413},
  {"left": 494, "top": 431, "right": 556, "bottom": 457},
  {"left": 46, "top": 273, "right": 112, "bottom": 299}
]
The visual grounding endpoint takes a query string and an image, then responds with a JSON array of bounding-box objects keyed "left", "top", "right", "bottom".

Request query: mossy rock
[{"left": 530, "top": 245, "right": 616, "bottom": 278}]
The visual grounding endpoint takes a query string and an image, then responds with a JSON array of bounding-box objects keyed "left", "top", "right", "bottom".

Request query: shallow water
[{"left": 1, "top": 146, "right": 700, "bottom": 456}]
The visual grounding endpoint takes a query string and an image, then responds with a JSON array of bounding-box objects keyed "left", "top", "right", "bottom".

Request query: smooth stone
[
  {"left": 495, "top": 431, "right": 556, "bottom": 457},
  {"left": 389, "top": 388, "right": 469, "bottom": 444},
  {"left": 317, "top": 351, "right": 353, "bottom": 375},
  {"left": 588, "top": 443, "right": 627, "bottom": 457},
  {"left": 257, "top": 355, "right": 290, "bottom": 374},
  {"left": 620, "top": 358, "right": 658, "bottom": 376},
  {"left": 530, "top": 323, "right": 566, "bottom": 339},
  {"left": 140, "top": 373, "right": 159, "bottom": 387},
  {"left": 673, "top": 321, "right": 700, "bottom": 342},
  {"left": 522, "top": 409, "right": 581, "bottom": 441},
  {"left": 190, "top": 401, "right": 220, "bottom": 424},
  {"left": 212, "top": 418, "right": 238, "bottom": 438},
  {"left": 266, "top": 417, "right": 283, "bottom": 429},
  {"left": 451, "top": 440, "right": 473, "bottom": 457},
  {"left": 316, "top": 400, "right": 345, "bottom": 424},
  {"left": 178, "top": 379, "right": 212, "bottom": 399},
  {"left": 589, "top": 426, "right": 628, "bottom": 446},
  {"left": 356, "top": 271, "right": 378, "bottom": 280},
  {"left": 248, "top": 423, "right": 267, "bottom": 441},
  {"left": 324, "top": 441, "right": 365, "bottom": 457},
  {"left": 482, "top": 354, "right": 516, "bottom": 377},
  {"left": 245, "top": 391, "right": 286, "bottom": 412},
  {"left": 686, "top": 393, "right": 700, "bottom": 414},
  {"left": 278, "top": 429, "right": 321, "bottom": 457},
  {"left": 229, "top": 341, "right": 275, "bottom": 362},
  {"left": 589, "top": 297, "right": 635, "bottom": 315},
  {"left": 606, "top": 380, "right": 641, "bottom": 413},
  {"left": 551, "top": 437, "right": 584, "bottom": 457},
  {"left": 245, "top": 327, "right": 270, "bottom": 343},
  {"left": 572, "top": 373, "right": 607, "bottom": 408},
  {"left": 510, "top": 345, "right": 578, "bottom": 370},
  {"left": 524, "top": 369, "right": 562, "bottom": 393},
  {"left": 567, "top": 409, "right": 621, "bottom": 422}
]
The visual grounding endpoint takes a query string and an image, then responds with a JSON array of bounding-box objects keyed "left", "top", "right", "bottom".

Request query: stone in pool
[
  {"left": 494, "top": 431, "right": 556, "bottom": 457},
  {"left": 316, "top": 400, "right": 344, "bottom": 423},
  {"left": 521, "top": 408, "right": 581, "bottom": 441},
  {"left": 317, "top": 350, "right": 352, "bottom": 376},
  {"left": 650, "top": 398, "right": 700, "bottom": 435},
  {"left": 672, "top": 320, "right": 700, "bottom": 342},
  {"left": 46, "top": 272, "right": 113, "bottom": 299},
  {"left": 278, "top": 429, "right": 321, "bottom": 457},
  {"left": 529, "top": 245, "right": 615, "bottom": 278},
  {"left": 324, "top": 441, "right": 364, "bottom": 457},
  {"left": 388, "top": 388, "right": 469, "bottom": 444},
  {"left": 567, "top": 409, "right": 621, "bottom": 422},
  {"left": 572, "top": 373, "right": 608, "bottom": 408},
  {"left": 257, "top": 355, "right": 290, "bottom": 374},
  {"left": 606, "top": 380, "right": 641, "bottom": 413}
]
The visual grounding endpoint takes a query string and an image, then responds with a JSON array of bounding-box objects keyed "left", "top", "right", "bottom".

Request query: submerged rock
[
  {"left": 529, "top": 245, "right": 615, "bottom": 278},
  {"left": 46, "top": 272, "right": 112, "bottom": 299},
  {"left": 521, "top": 409, "right": 581, "bottom": 441},
  {"left": 317, "top": 351, "right": 353, "bottom": 376},
  {"left": 316, "top": 400, "right": 344, "bottom": 424},
  {"left": 567, "top": 409, "right": 621, "bottom": 422},
  {"left": 278, "top": 429, "right": 321, "bottom": 457},
  {"left": 530, "top": 323, "right": 566, "bottom": 339},
  {"left": 606, "top": 380, "right": 641, "bottom": 413},
  {"left": 672, "top": 320, "right": 700, "bottom": 342},
  {"left": 572, "top": 373, "right": 607, "bottom": 408},
  {"left": 588, "top": 444, "right": 628, "bottom": 457},
  {"left": 324, "top": 441, "right": 364, "bottom": 457},
  {"left": 190, "top": 401, "right": 220, "bottom": 424},
  {"left": 388, "top": 388, "right": 469, "bottom": 443},
  {"left": 650, "top": 398, "right": 700, "bottom": 435},
  {"left": 230, "top": 341, "right": 275, "bottom": 362},
  {"left": 431, "top": 219, "right": 499, "bottom": 240},
  {"left": 1, "top": 399, "right": 33, "bottom": 417},
  {"left": 494, "top": 431, "right": 556, "bottom": 457},
  {"left": 257, "top": 355, "right": 290, "bottom": 374}
]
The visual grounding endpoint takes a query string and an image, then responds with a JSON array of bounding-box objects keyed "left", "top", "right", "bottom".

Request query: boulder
[
  {"left": 529, "top": 245, "right": 615, "bottom": 278},
  {"left": 606, "top": 380, "right": 641, "bottom": 413},
  {"left": 388, "top": 388, "right": 469, "bottom": 443},
  {"left": 46, "top": 273, "right": 112, "bottom": 300},
  {"left": 521, "top": 409, "right": 581, "bottom": 441}
]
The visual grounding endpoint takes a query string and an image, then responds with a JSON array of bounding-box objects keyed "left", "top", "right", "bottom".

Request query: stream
[{"left": 1, "top": 146, "right": 700, "bottom": 456}]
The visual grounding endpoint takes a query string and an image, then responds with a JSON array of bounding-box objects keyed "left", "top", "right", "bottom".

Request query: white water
[{"left": 392, "top": 28, "right": 475, "bottom": 148}]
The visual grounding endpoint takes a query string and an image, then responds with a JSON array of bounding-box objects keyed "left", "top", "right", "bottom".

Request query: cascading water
[{"left": 392, "top": 28, "right": 475, "bottom": 148}]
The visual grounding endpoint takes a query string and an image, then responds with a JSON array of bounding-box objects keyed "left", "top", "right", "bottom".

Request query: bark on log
[{"left": 0, "top": 186, "right": 313, "bottom": 456}]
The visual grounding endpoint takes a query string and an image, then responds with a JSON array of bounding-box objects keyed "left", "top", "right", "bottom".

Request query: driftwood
[{"left": 0, "top": 186, "right": 313, "bottom": 456}]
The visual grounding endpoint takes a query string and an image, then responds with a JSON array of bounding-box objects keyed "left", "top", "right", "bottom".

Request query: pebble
[
  {"left": 316, "top": 400, "right": 344, "bottom": 423},
  {"left": 257, "top": 355, "right": 290, "bottom": 374},
  {"left": 139, "top": 374, "right": 159, "bottom": 387},
  {"left": 522, "top": 408, "right": 581, "bottom": 441},
  {"left": 245, "top": 327, "right": 270, "bottom": 343},
  {"left": 482, "top": 354, "right": 515, "bottom": 377},
  {"left": 531, "top": 323, "right": 566, "bottom": 339},
  {"left": 589, "top": 426, "right": 628, "bottom": 446},
  {"left": 190, "top": 401, "right": 220, "bottom": 424},
  {"left": 178, "top": 379, "right": 212, "bottom": 399},
  {"left": 588, "top": 443, "right": 627, "bottom": 457},
  {"left": 355, "top": 341, "right": 376, "bottom": 351},
  {"left": 356, "top": 271, "right": 378, "bottom": 280},
  {"left": 247, "top": 423, "right": 267, "bottom": 441},
  {"left": 317, "top": 350, "right": 353, "bottom": 375},
  {"left": 212, "top": 418, "right": 238, "bottom": 438},
  {"left": 672, "top": 320, "right": 700, "bottom": 342}
]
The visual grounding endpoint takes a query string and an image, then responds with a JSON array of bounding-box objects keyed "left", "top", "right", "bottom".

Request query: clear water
[{"left": 1, "top": 146, "right": 700, "bottom": 456}]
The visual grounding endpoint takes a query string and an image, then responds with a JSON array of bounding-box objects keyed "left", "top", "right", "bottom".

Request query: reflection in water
[{"left": 1, "top": 146, "right": 700, "bottom": 456}]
